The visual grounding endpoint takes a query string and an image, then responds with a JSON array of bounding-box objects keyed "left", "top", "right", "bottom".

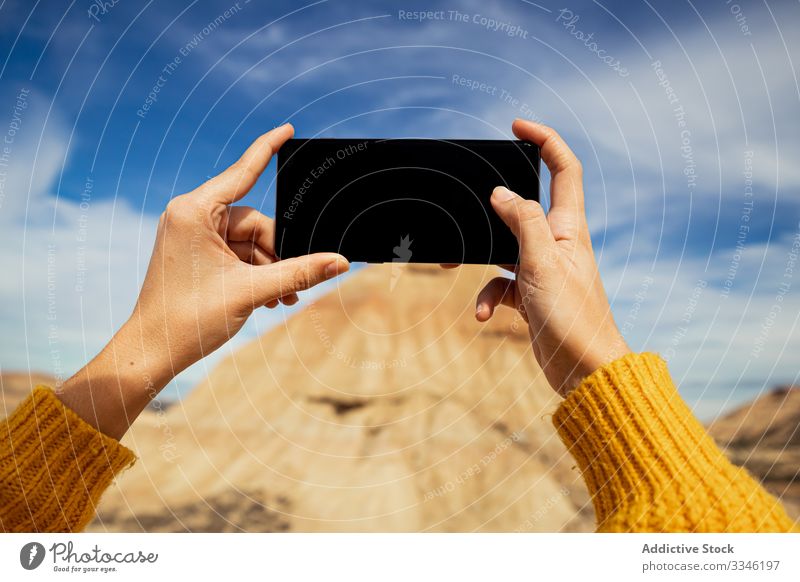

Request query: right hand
[{"left": 476, "top": 119, "right": 630, "bottom": 397}]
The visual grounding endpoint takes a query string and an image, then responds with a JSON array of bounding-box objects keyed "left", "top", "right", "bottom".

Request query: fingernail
[
  {"left": 325, "top": 258, "right": 349, "bottom": 279},
  {"left": 476, "top": 303, "right": 486, "bottom": 318},
  {"left": 493, "top": 186, "right": 515, "bottom": 201}
]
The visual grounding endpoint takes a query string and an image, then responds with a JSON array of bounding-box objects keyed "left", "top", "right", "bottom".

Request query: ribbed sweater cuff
[
  {"left": 552, "top": 352, "right": 795, "bottom": 532},
  {"left": 1, "top": 386, "right": 136, "bottom": 532}
]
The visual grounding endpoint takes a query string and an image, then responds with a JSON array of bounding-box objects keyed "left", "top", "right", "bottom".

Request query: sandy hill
[
  {"left": 1, "top": 372, "right": 56, "bottom": 413},
  {"left": 90, "top": 265, "right": 594, "bottom": 532},
  {"left": 708, "top": 386, "right": 800, "bottom": 519},
  {"left": 708, "top": 386, "right": 800, "bottom": 449},
  {"left": 3, "top": 267, "right": 797, "bottom": 531}
]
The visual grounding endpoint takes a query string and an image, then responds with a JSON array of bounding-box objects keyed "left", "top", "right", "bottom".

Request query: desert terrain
[{"left": 2, "top": 265, "right": 797, "bottom": 531}]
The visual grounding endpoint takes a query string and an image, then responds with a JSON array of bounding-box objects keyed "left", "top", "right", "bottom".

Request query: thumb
[
  {"left": 251, "top": 253, "right": 349, "bottom": 304},
  {"left": 490, "top": 186, "right": 555, "bottom": 251}
]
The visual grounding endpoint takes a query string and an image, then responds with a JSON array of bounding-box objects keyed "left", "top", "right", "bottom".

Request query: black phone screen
[{"left": 275, "top": 138, "right": 540, "bottom": 264}]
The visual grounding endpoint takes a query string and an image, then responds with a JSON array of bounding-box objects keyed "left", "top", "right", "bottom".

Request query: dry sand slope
[
  {"left": 708, "top": 386, "right": 800, "bottom": 519},
  {"left": 90, "top": 265, "right": 594, "bottom": 532},
  {"left": 1, "top": 372, "right": 57, "bottom": 412}
]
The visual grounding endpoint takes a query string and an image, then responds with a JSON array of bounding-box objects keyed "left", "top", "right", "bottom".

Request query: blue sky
[{"left": 0, "top": 0, "right": 798, "bottom": 419}]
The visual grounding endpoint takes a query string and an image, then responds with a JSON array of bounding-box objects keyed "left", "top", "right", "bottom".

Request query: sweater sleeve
[
  {"left": 553, "top": 352, "right": 798, "bottom": 532},
  {"left": 0, "top": 386, "right": 136, "bottom": 532}
]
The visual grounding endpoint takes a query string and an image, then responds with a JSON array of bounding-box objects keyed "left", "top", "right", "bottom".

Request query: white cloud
[
  {"left": 465, "top": 9, "right": 800, "bottom": 418},
  {"left": 0, "top": 90, "right": 158, "bottom": 386},
  {"left": 0, "top": 89, "right": 354, "bottom": 399},
  {"left": 600, "top": 229, "right": 800, "bottom": 420},
  {"left": 3, "top": 3, "right": 798, "bottom": 418}
]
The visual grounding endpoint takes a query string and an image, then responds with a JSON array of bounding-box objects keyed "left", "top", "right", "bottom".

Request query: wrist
[
  {"left": 56, "top": 319, "right": 176, "bottom": 440},
  {"left": 110, "top": 317, "right": 176, "bottom": 394},
  {"left": 556, "top": 331, "right": 631, "bottom": 397}
]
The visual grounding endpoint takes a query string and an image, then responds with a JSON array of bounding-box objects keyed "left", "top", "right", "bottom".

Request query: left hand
[
  {"left": 129, "top": 123, "right": 348, "bottom": 377},
  {"left": 59, "top": 124, "right": 349, "bottom": 439}
]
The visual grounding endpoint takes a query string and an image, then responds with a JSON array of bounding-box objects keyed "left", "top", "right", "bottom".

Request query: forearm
[
  {"left": 553, "top": 352, "right": 797, "bottom": 532},
  {"left": 0, "top": 316, "right": 162, "bottom": 531},
  {"left": 57, "top": 314, "right": 174, "bottom": 441}
]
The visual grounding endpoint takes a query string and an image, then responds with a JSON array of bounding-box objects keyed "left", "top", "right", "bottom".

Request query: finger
[
  {"left": 491, "top": 186, "right": 555, "bottom": 249},
  {"left": 228, "top": 239, "right": 300, "bottom": 306},
  {"left": 229, "top": 240, "right": 300, "bottom": 306},
  {"left": 229, "top": 241, "right": 273, "bottom": 266},
  {"left": 201, "top": 123, "right": 294, "bottom": 205},
  {"left": 476, "top": 276, "right": 517, "bottom": 321},
  {"left": 265, "top": 299, "right": 279, "bottom": 309},
  {"left": 224, "top": 206, "right": 277, "bottom": 257},
  {"left": 280, "top": 293, "right": 300, "bottom": 306},
  {"left": 439, "top": 264, "right": 460, "bottom": 269},
  {"left": 511, "top": 119, "right": 584, "bottom": 213},
  {"left": 251, "top": 253, "right": 349, "bottom": 305}
]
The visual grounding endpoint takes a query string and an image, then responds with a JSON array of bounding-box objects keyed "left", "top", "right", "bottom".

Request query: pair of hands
[{"left": 59, "top": 120, "right": 628, "bottom": 440}]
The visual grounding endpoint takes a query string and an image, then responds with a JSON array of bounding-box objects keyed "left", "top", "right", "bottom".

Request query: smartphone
[{"left": 275, "top": 138, "right": 540, "bottom": 264}]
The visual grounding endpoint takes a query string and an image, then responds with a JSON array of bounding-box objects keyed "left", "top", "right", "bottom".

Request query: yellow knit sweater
[
  {"left": 0, "top": 387, "right": 135, "bottom": 532},
  {"left": 1, "top": 353, "right": 796, "bottom": 532}
]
